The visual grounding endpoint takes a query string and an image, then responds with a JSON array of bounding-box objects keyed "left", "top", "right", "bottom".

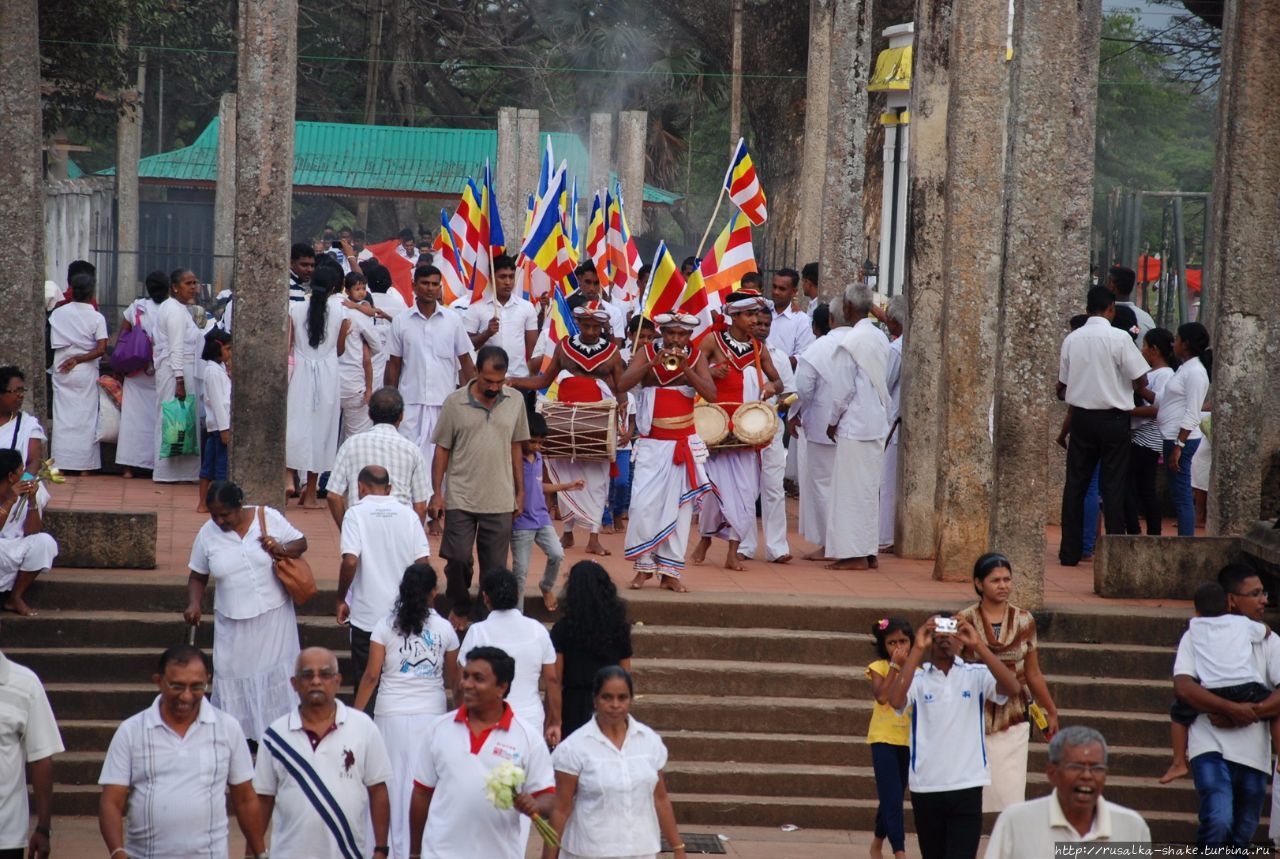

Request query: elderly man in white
[
  {"left": 987, "top": 726, "right": 1149, "bottom": 856},
  {"left": 791, "top": 319, "right": 840, "bottom": 560}
]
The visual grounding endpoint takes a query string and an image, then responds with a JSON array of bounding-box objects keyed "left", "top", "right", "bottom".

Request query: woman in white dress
[
  {"left": 338, "top": 271, "right": 385, "bottom": 443},
  {"left": 152, "top": 270, "right": 205, "bottom": 483},
  {"left": 47, "top": 272, "right": 109, "bottom": 472},
  {"left": 0, "top": 448, "right": 58, "bottom": 616},
  {"left": 286, "top": 261, "right": 350, "bottom": 507},
  {"left": 354, "top": 562, "right": 459, "bottom": 859},
  {"left": 0, "top": 367, "right": 46, "bottom": 474},
  {"left": 115, "top": 271, "right": 170, "bottom": 476},
  {"left": 183, "top": 480, "right": 306, "bottom": 742},
  {"left": 548, "top": 666, "right": 686, "bottom": 859}
]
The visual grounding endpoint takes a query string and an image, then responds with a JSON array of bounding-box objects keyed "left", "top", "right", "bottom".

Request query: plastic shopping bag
[{"left": 160, "top": 397, "right": 199, "bottom": 458}]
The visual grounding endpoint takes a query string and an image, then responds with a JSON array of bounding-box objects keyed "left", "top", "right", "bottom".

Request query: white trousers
[
  {"left": 799, "top": 438, "right": 836, "bottom": 547},
  {"left": 824, "top": 436, "right": 883, "bottom": 560},
  {"left": 740, "top": 430, "right": 789, "bottom": 560}
]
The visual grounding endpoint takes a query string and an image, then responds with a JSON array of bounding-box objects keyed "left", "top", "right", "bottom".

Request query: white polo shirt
[
  {"left": 986, "top": 791, "right": 1150, "bottom": 858},
  {"left": 897, "top": 656, "right": 1006, "bottom": 793},
  {"left": 255, "top": 701, "right": 392, "bottom": 859},
  {"left": 767, "top": 303, "right": 815, "bottom": 359},
  {"left": 794, "top": 334, "right": 840, "bottom": 446},
  {"left": 412, "top": 704, "right": 555, "bottom": 859},
  {"left": 1058, "top": 316, "right": 1149, "bottom": 410},
  {"left": 340, "top": 494, "right": 431, "bottom": 632},
  {"left": 459, "top": 609, "right": 556, "bottom": 731},
  {"left": 386, "top": 302, "right": 472, "bottom": 406},
  {"left": 187, "top": 506, "right": 303, "bottom": 620},
  {"left": 0, "top": 653, "right": 63, "bottom": 850},
  {"left": 463, "top": 295, "right": 539, "bottom": 377},
  {"left": 99, "top": 696, "right": 253, "bottom": 859}
]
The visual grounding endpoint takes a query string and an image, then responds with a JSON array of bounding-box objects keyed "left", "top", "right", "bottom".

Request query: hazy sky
[{"left": 1102, "top": 0, "right": 1182, "bottom": 28}]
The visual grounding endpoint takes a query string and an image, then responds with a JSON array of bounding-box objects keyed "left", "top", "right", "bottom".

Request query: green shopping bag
[{"left": 160, "top": 397, "right": 199, "bottom": 458}]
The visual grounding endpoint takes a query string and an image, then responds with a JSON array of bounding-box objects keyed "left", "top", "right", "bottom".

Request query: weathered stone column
[
  {"left": 989, "top": 0, "right": 1100, "bottom": 609},
  {"left": 896, "top": 0, "right": 952, "bottom": 559},
  {"left": 229, "top": 0, "right": 297, "bottom": 506},
  {"left": 212, "top": 93, "right": 237, "bottom": 297},
  {"left": 496, "top": 107, "right": 520, "bottom": 232},
  {"left": 616, "top": 110, "right": 647, "bottom": 233},
  {"left": 796, "top": 0, "right": 832, "bottom": 267},
  {"left": 816, "top": 0, "right": 872, "bottom": 305},
  {"left": 516, "top": 109, "right": 541, "bottom": 213},
  {"left": 1206, "top": 0, "right": 1280, "bottom": 535},
  {"left": 0, "top": 0, "right": 48, "bottom": 420},
  {"left": 588, "top": 113, "right": 613, "bottom": 202},
  {"left": 115, "top": 49, "right": 146, "bottom": 305},
  {"left": 931, "top": 0, "right": 1010, "bottom": 580}
]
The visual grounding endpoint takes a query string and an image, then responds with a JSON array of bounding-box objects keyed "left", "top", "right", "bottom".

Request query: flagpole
[{"left": 695, "top": 185, "right": 727, "bottom": 259}]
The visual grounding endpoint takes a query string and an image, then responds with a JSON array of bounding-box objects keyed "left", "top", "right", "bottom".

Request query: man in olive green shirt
[{"left": 430, "top": 345, "right": 529, "bottom": 617}]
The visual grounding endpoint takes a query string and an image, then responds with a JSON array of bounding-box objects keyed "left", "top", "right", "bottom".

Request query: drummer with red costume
[
  {"left": 691, "top": 290, "right": 784, "bottom": 571},
  {"left": 508, "top": 304, "right": 624, "bottom": 558},
  {"left": 618, "top": 312, "right": 718, "bottom": 592}
]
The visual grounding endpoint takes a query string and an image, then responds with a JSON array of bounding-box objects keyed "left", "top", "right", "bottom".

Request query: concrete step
[
  {"left": 6, "top": 647, "right": 357, "bottom": 685},
  {"left": 633, "top": 625, "right": 866, "bottom": 664},
  {"left": 5, "top": 612, "right": 355, "bottom": 651}
]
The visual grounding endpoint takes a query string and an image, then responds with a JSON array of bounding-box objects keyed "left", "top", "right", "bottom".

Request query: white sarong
[
  {"left": 799, "top": 437, "right": 836, "bottom": 546},
  {"left": 824, "top": 436, "right": 883, "bottom": 559},
  {"left": 983, "top": 721, "right": 1030, "bottom": 813},
  {"left": 740, "top": 429, "right": 789, "bottom": 561},
  {"left": 375, "top": 709, "right": 443, "bottom": 859},
  {"left": 400, "top": 404, "right": 442, "bottom": 498},
  {"left": 48, "top": 302, "right": 107, "bottom": 470},
  {"left": 547, "top": 458, "right": 611, "bottom": 530},
  {"left": 0, "top": 487, "right": 57, "bottom": 591},
  {"left": 699, "top": 449, "right": 759, "bottom": 544},
  {"left": 116, "top": 370, "right": 157, "bottom": 469},
  {"left": 211, "top": 601, "right": 300, "bottom": 742},
  {"left": 624, "top": 436, "right": 710, "bottom": 579}
]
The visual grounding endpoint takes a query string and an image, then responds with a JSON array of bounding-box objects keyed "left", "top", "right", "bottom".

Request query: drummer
[
  {"left": 691, "top": 290, "right": 783, "bottom": 571},
  {"left": 618, "top": 312, "right": 717, "bottom": 592},
  {"left": 508, "top": 304, "right": 624, "bottom": 557}
]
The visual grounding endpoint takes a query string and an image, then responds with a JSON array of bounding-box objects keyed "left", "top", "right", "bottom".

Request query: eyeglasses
[
  {"left": 2, "top": 387, "right": 25, "bottom": 395},
  {"left": 165, "top": 682, "right": 207, "bottom": 694},
  {"left": 1233, "top": 589, "right": 1268, "bottom": 598},
  {"left": 296, "top": 669, "right": 339, "bottom": 681},
  {"left": 1059, "top": 763, "right": 1108, "bottom": 775}
]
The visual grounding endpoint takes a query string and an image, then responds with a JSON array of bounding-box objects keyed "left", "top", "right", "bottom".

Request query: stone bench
[
  {"left": 43, "top": 509, "right": 157, "bottom": 569},
  {"left": 1094, "top": 535, "right": 1248, "bottom": 599}
]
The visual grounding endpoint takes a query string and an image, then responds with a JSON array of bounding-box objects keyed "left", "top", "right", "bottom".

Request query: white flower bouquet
[{"left": 483, "top": 760, "right": 560, "bottom": 847}]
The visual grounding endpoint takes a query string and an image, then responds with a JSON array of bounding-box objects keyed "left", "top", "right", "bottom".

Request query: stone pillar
[
  {"left": 0, "top": 0, "right": 48, "bottom": 420},
  {"left": 229, "top": 0, "right": 297, "bottom": 507},
  {"left": 588, "top": 113, "right": 613, "bottom": 201},
  {"left": 1206, "top": 0, "right": 1280, "bottom": 535},
  {"left": 816, "top": 0, "right": 872, "bottom": 305},
  {"left": 496, "top": 107, "right": 520, "bottom": 233},
  {"left": 989, "top": 0, "right": 1098, "bottom": 609},
  {"left": 212, "top": 93, "right": 237, "bottom": 297},
  {"left": 797, "top": 0, "right": 832, "bottom": 268},
  {"left": 896, "top": 0, "right": 952, "bottom": 559},
  {"left": 930, "top": 0, "right": 1010, "bottom": 580},
  {"left": 516, "top": 109, "right": 541, "bottom": 215},
  {"left": 115, "top": 49, "right": 146, "bottom": 306},
  {"left": 616, "top": 110, "right": 647, "bottom": 233}
]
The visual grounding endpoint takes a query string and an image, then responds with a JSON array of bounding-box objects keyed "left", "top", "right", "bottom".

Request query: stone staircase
[{"left": 5, "top": 577, "right": 1215, "bottom": 842}]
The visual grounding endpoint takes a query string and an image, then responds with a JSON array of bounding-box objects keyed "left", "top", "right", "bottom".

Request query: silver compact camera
[{"left": 934, "top": 617, "right": 958, "bottom": 635}]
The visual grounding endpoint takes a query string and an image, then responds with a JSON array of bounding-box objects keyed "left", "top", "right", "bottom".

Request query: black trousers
[
  {"left": 1060, "top": 408, "right": 1131, "bottom": 564},
  {"left": 439, "top": 509, "right": 512, "bottom": 614},
  {"left": 1124, "top": 443, "right": 1163, "bottom": 535},
  {"left": 349, "top": 624, "right": 376, "bottom": 714},
  {"left": 0, "top": 848, "right": 25, "bottom": 859},
  {"left": 910, "top": 786, "right": 983, "bottom": 859}
]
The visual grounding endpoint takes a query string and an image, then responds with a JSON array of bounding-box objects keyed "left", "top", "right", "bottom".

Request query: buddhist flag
[
  {"left": 606, "top": 184, "right": 642, "bottom": 307},
  {"left": 364, "top": 238, "right": 414, "bottom": 304},
  {"left": 432, "top": 210, "right": 468, "bottom": 305},
  {"left": 482, "top": 159, "right": 505, "bottom": 257},
  {"left": 640, "top": 241, "right": 687, "bottom": 320},
  {"left": 520, "top": 162, "right": 577, "bottom": 292},
  {"left": 683, "top": 212, "right": 756, "bottom": 315},
  {"left": 724, "top": 137, "right": 768, "bottom": 226},
  {"left": 584, "top": 192, "right": 608, "bottom": 284}
]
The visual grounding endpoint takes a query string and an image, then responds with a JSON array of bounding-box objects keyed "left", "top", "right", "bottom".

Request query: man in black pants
[
  {"left": 1056, "top": 286, "right": 1149, "bottom": 565},
  {"left": 886, "top": 614, "right": 1020, "bottom": 859}
]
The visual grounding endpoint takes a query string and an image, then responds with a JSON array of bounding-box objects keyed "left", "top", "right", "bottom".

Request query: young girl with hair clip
[{"left": 867, "top": 616, "right": 914, "bottom": 859}]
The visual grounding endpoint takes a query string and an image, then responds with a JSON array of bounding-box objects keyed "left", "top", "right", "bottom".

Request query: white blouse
[
  {"left": 1157, "top": 356, "right": 1210, "bottom": 441},
  {"left": 0, "top": 411, "right": 46, "bottom": 463},
  {"left": 187, "top": 506, "right": 303, "bottom": 620},
  {"left": 552, "top": 715, "right": 669, "bottom": 858}
]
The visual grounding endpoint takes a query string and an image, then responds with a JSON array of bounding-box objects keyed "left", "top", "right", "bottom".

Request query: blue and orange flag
[
  {"left": 606, "top": 184, "right": 642, "bottom": 306},
  {"left": 432, "top": 209, "right": 468, "bottom": 305},
  {"left": 519, "top": 162, "right": 576, "bottom": 290},
  {"left": 482, "top": 159, "right": 505, "bottom": 257},
  {"left": 724, "top": 137, "right": 768, "bottom": 226}
]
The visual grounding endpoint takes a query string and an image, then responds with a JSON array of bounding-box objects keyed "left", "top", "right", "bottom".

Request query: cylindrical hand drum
[
  {"left": 732, "top": 401, "right": 778, "bottom": 446},
  {"left": 693, "top": 402, "right": 730, "bottom": 446},
  {"left": 540, "top": 400, "right": 617, "bottom": 461}
]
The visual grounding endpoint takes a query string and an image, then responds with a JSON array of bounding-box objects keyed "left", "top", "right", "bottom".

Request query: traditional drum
[
  {"left": 539, "top": 400, "right": 617, "bottom": 461},
  {"left": 732, "top": 401, "right": 778, "bottom": 445},
  {"left": 693, "top": 403, "right": 730, "bottom": 446}
]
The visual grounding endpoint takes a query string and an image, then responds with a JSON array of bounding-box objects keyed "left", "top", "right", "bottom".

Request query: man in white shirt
[
  {"left": 394, "top": 227, "right": 420, "bottom": 268},
  {"left": 886, "top": 614, "right": 1019, "bottom": 859},
  {"left": 1107, "top": 265, "right": 1155, "bottom": 339},
  {"left": 99, "top": 645, "right": 266, "bottom": 859},
  {"left": 739, "top": 311, "right": 795, "bottom": 564},
  {"left": 986, "top": 726, "right": 1150, "bottom": 857},
  {"left": 0, "top": 649, "right": 61, "bottom": 859},
  {"left": 255, "top": 647, "right": 392, "bottom": 859},
  {"left": 409, "top": 646, "right": 555, "bottom": 859},
  {"left": 792, "top": 323, "right": 839, "bottom": 559},
  {"left": 337, "top": 465, "right": 431, "bottom": 708},
  {"left": 566, "top": 261, "right": 625, "bottom": 344},
  {"left": 1056, "top": 286, "right": 1149, "bottom": 565},
  {"left": 385, "top": 264, "right": 476, "bottom": 503},
  {"left": 464, "top": 254, "right": 538, "bottom": 377},
  {"left": 823, "top": 284, "right": 892, "bottom": 571},
  {"left": 800, "top": 262, "right": 820, "bottom": 318},
  {"left": 765, "top": 268, "right": 815, "bottom": 368}
]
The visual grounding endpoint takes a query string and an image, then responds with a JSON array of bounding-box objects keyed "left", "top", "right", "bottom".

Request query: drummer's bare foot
[
  {"left": 586, "top": 536, "right": 611, "bottom": 556},
  {"left": 629, "top": 572, "right": 652, "bottom": 590},
  {"left": 772, "top": 554, "right": 793, "bottom": 564},
  {"left": 725, "top": 543, "right": 746, "bottom": 571},
  {"left": 827, "top": 557, "right": 870, "bottom": 570},
  {"left": 659, "top": 576, "right": 689, "bottom": 593},
  {"left": 691, "top": 537, "right": 711, "bottom": 565},
  {"left": 561, "top": 531, "right": 576, "bottom": 549}
]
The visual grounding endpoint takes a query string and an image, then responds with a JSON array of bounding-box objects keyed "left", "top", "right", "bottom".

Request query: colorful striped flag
[
  {"left": 606, "top": 184, "right": 642, "bottom": 307},
  {"left": 724, "top": 137, "right": 768, "bottom": 226},
  {"left": 640, "top": 241, "right": 688, "bottom": 320},
  {"left": 519, "top": 162, "right": 576, "bottom": 289},
  {"left": 431, "top": 209, "right": 468, "bottom": 305},
  {"left": 680, "top": 212, "right": 756, "bottom": 316},
  {"left": 584, "top": 192, "right": 609, "bottom": 284},
  {"left": 482, "top": 159, "right": 505, "bottom": 257}
]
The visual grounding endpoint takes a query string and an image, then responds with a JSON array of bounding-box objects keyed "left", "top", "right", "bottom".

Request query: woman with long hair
[
  {"left": 1126, "top": 327, "right": 1178, "bottom": 535},
  {"left": 285, "top": 259, "right": 350, "bottom": 507},
  {"left": 354, "top": 562, "right": 459, "bottom": 859},
  {"left": 550, "top": 561, "right": 633, "bottom": 736},
  {"left": 1159, "top": 321, "right": 1212, "bottom": 536}
]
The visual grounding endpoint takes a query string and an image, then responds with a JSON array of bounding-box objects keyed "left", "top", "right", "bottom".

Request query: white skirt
[
  {"left": 212, "top": 601, "right": 300, "bottom": 742},
  {"left": 983, "top": 721, "right": 1030, "bottom": 813},
  {"left": 375, "top": 710, "right": 444, "bottom": 859},
  {"left": 116, "top": 370, "right": 158, "bottom": 469}
]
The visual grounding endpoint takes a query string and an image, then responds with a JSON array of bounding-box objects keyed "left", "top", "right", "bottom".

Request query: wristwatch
[
  {"left": 1174, "top": 439, "right": 1186, "bottom": 448},
  {"left": 374, "top": 848, "right": 390, "bottom": 856}
]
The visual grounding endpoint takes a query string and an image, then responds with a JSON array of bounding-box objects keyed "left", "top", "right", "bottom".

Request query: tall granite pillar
[
  {"left": 816, "top": 0, "right": 872, "bottom": 304},
  {"left": 797, "top": 0, "right": 832, "bottom": 267},
  {"left": 588, "top": 113, "right": 613, "bottom": 202},
  {"left": 616, "top": 110, "right": 647, "bottom": 232},
  {"left": 989, "top": 0, "right": 1100, "bottom": 609},
  {"left": 931, "top": 0, "right": 1010, "bottom": 580},
  {"left": 517, "top": 109, "right": 541, "bottom": 216},
  {"left": 115, "top": 50, "right": 146, "bottom": 305},
  {"left": 896, "top": 0, "right": 952, "bottom": 558},
  {"left": 212, "top": 93, "right": 237, "bottom": 297},
  {"left": 1206, "top": 0, "right": 1280, "bottom": 535},
  {"left": 496, "top": 107, "right": 520, "bottom": 232},
  {"left": 229, "top": 0, "right": 297, "bottom": 506},
  {"left": 0, "top": 0, "right": 48, "bottom": 420}
]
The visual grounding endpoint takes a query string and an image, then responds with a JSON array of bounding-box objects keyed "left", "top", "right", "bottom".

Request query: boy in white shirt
[{"left": 1163, "top": 581, "right": 1274, "bottom": 783}]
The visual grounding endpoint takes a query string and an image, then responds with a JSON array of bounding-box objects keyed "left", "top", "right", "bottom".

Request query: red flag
[{"left": 365, "top": 239, "right": 415, "bottom": 305}]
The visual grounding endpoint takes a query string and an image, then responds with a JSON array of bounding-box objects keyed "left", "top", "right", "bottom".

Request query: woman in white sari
[
  {"left": 115, "top": 271, "right": 170, "bottom": 476},
  {"left": 47, "top": 272, "right": 108, "bottom": 472},
  {"left": 0, "top": 448, "right": 58, "bottom": 616},
  {"left": 0, "top": 367, "right": 46, "bottom": 474},
  {"left": 152, "top": 270, "right": 204, "bottom": 483}
]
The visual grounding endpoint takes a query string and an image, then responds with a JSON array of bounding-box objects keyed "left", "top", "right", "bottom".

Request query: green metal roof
[{"left": 101, "top": 118, "right": 680, "bottom": 205}]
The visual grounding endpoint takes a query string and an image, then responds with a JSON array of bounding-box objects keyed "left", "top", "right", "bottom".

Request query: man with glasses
[
  {"left": 99, "top": 645, "right": 266, "bottom": 859},
  {"left": 986, "top": 726, "right": 1149, "bottom": 856},
  {"left": 255, "top": 647, "right": 391, "bottom": 859}
]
